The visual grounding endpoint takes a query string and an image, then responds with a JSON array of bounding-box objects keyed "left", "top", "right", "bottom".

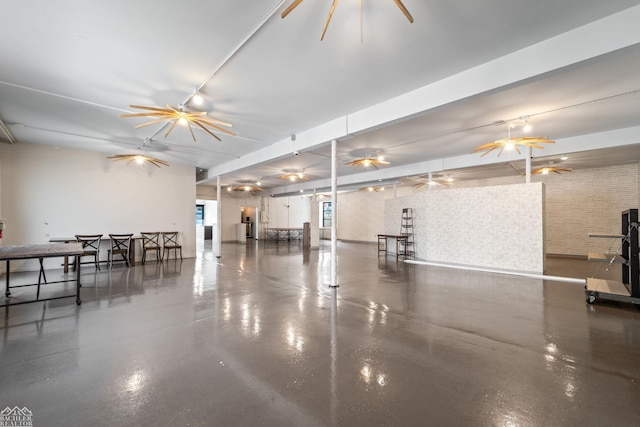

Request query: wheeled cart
[{"left": 585, "top": 209, "right": 639, "bottom": 305}]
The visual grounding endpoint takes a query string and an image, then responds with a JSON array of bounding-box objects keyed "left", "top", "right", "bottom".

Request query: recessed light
[{"left": 560, "top": 156, "right": 568, "bottom": 161}]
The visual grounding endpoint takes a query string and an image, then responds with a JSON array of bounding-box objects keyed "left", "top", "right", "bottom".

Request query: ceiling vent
[
  {"left": 196, "top": 168, "right": 208, "bottom": 181},
  {"left": 0, "top": 119, "right": 16, "bottom": 144}
]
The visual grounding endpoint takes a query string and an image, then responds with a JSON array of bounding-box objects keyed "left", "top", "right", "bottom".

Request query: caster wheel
[
  {"left": 586, "top": 294, "right": 596, "bottom": 304},
  {"left": 5, "top": 292, "right": 10, "bottom": 298}
]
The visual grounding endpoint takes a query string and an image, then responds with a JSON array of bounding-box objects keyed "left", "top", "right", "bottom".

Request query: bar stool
[
  {"left": 140, "top": 232, "right": 162, "bottom": 264},
  {"left": 108, "top": 233, "right": 133, "bottom": 268},
  {"left": 162, "top": 231, "right": 183, "bottom": 261}
]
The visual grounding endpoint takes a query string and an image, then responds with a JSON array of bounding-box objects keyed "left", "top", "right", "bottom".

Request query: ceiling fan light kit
[
  {"left": 281, "top": 0, "right": 414, "bottom": 41},
  {"left": 121, "top": 104, "right": 234, "bottom": 142},
  {"left": 359, "top": 186, "right": 385, "bottom": 192},
  {"left": 278, "top": 171, "right": 309, "bottom": 182},
  {"left": 107, "top": 154, "right": 170, "bottom": 168},
  {"left": 229, "top": 184, "right": 264, "bottom": 193},
  {"left": 345, "top": 157, "right": 390, "bottom": 169},
  {"left": 532, "top": 166, "right": 573, "bottom": 175},
  {"left": 472, "top": 137, "right": 555, "bottom": 157}
]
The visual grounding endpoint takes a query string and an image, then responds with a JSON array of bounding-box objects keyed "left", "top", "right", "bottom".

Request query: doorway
[{"left": 240, "top": 206, "right": 259, "bottom": 239}]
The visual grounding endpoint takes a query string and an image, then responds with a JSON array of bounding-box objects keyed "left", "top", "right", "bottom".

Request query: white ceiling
[{"left": 1, "top": 1, "right": 640, "bottom": 195}]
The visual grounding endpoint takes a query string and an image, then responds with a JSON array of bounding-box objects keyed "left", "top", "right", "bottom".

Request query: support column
[
  {"left": 216, "top": 176, "right": 222, "bottom": 259},
  {"left": 330, "top": 139, "right": 338, "bottom": 288},
  {"left": 525, "top": 146, "right": 532, "bottom": 183}
]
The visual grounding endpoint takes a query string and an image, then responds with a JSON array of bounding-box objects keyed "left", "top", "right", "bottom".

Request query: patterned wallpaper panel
[
  {"left": 452, "top": 163, "right": 638, "bottom": 255},
  {"left": 386, "top": 183, "right": 545, "bottom": 273}
]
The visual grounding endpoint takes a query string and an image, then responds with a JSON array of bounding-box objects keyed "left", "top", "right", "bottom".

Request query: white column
[
  {"left": 330, "top": 139, "right": 338, "bottom": 288},
  {"left": 216, "top": 176, "right": 222, "bottom": 259},
  {"left": 525, "top": 147, "right": 532, "bottom": 183}
]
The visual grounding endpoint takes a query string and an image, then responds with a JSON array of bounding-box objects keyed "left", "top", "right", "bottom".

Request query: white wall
[
  {"left": 0, "top": 142, "right": 196, "bottom": 271},
  {"left": 387, "top": 182, "right": 546, "bottom": 273},
  {"left": 322, "top": 163, "right": 638, "bottom": 257},
  {"left": 451, "top": 163, "right": 639, "bottom": 256},
  {"left": 217, "top": 193, "right": 311, "bottom": 242}
]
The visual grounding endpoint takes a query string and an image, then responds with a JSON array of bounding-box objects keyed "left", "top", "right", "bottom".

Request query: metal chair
[
  {"left": 140, "top": 232, "right": 162, "bottom": 264},
  {"left": 162, "top": 231, "right": 183, "bottom": 261},
  {"left": 108, "top": 233, "right": 133, "bottom": 268},
  {"left": 75, "top": 234, "right": 103, "bottom": 270}
]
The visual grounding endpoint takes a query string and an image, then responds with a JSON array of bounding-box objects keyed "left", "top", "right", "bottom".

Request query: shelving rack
[
  {"left": 585, "top": 208, "right": 639, "bottom": 305},
  {"left": 399, "top": 208, "right": 415, "bottom": 259}
]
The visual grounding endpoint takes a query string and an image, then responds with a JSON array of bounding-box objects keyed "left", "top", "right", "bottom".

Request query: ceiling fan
[
  {"left": 282, "top": 0, "right": 414, "bottom": 41},
  {"left": 345, "top": 156, "right": 390, "bottom": 169},
  {"left": 407, "top": 173, "right": 453, "bottom": 188},
  {"left": 107, "top": 154, "right": 170, "bottom": 168},
  {"left": 121, "top": 104, "right": 234, "bottom": 142},
  {"left": 531, "top": 166, "right": 573, "bottom": 175}
]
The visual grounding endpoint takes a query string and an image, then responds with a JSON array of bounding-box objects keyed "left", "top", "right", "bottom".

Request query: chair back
[
  {"left": 162, "top": 231, "right": 179, "bottom": 247},
  {"left": 109, "top": 234, "right": 133, "bottom": 251},
  {"left": 141, "top": 232, "right": 161, "bottom": 249},
  {"left": 75, "top": 234, "right": 103, "bottom": 253}
]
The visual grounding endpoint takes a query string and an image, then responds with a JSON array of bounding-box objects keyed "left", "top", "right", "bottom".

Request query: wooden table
[
  {"left": 1, "top": 243, "right": 83, "bottom": 307},
  {"left": 377, "top": 234, "right": 409, "bottom": 261}
]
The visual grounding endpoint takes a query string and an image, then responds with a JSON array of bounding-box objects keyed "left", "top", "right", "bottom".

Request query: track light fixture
[{"left": 191, "top": 92, "right": 203, "bottom": 105}]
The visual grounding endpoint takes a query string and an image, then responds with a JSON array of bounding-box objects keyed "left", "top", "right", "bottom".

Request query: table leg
[
  {"left": 4, "top": 260, "right": 10, "bottom": 297},
  {"left": 130, "top": 241, "right": 136, "bottom": 266},
  {"left": 63, "top": 255, "right": 69, "bottom": 273},
  {"left": 37, "top": 257, "right": 46, "bottom": 301},
  {"left": 75, "top": 256, "right": 82, "bottom": 305}
]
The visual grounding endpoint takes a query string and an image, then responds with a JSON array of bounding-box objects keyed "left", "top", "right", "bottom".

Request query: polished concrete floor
[{"left": 1, "top": 241, "right": 639, "bottom": 426}]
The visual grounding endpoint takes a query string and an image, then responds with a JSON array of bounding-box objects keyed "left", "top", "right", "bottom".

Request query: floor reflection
[{"left": 1, "top": 242, "right": 639, "bottom": 426}]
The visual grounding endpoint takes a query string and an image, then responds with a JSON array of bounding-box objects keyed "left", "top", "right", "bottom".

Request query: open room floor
[{"left": 1, "top": 241, "right": 639, "bottom": 426}]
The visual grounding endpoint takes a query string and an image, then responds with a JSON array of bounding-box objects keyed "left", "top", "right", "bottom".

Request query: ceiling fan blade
[
  {"left": 281, "top": 0, "right": 305, "bottom": 18},
  {"left": 146, "top": 161, "right": 162, "bottom": 168},
  {"left": 471, "top": 141, "right": 502, "bottom": 153},
  {"left": 164, "top": 119, "right": 179, "bottom": 138},
  {"left": 192, "top": 121, "right": 223, "bottom": 141},
  {"left": 134, "top": 118, "right": 173, "bottom": 129},
  {"left": 200, "top": 117, "right": 233, "bottom": 128},
  {"left": 121, "top": 112, "right": 175, "bottom": 118},
  {"left": 186, "top": 122, "right": 197, "bottom": 142},
  {"left": 393, "top": 0, "right": 414, "bottom": 23},
  {"left": 321, "top": 0, "right": 340, "bottom": 41},
  {"left": 128, "top": 105, "right": 173, "bottom": 113},
  {"left": 479, "top": 144, "right": 501, "bottom": 157},
  {"left": 197, "top": 119, "right": 236, "bottom": 136}
]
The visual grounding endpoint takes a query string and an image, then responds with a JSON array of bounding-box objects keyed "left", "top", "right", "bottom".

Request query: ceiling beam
[
  {"left": 205, "top": 5, "right": 640, "bottom": 183},
  {"left": 266, "top": 128, "right": 640, "bottom": 196}
]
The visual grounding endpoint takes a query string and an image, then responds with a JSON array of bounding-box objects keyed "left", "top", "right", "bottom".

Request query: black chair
[
  {"left": 140, "top": 232, "right": 162, "bottom": 264},
  {"left": 108, "top": 233, "right": 133, "bottom": 268},
  {"left": 162, "top": 231, "right": 183, "bottom": 260},
  {"left": 75, "top": 234, "right": 103, "bottom": 270}
]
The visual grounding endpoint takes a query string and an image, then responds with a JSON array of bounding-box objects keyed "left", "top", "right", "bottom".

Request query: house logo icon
[{"left": 0, "top": 407, "right": 33, "bottom": 426}]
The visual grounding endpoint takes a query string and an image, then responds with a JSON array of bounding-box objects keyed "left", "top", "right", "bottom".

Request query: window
[
  {"left": 322, "top": 202, "right": 332, "bottom": 228},
  {"left": 195, "top": 204, "right": 204, "bottom": 225}
]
